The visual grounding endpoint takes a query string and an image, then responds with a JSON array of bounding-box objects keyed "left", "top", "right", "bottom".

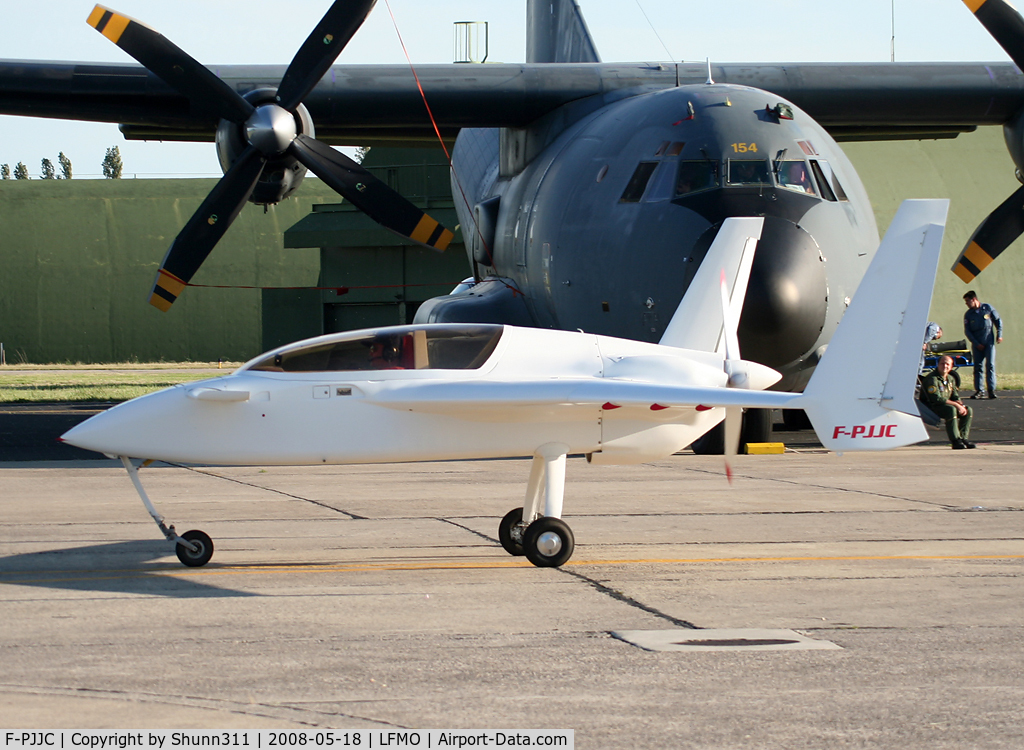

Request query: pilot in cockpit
[
  {"left": 369, "top": 336, "right": 405, "bottom": 369},
  {"left": 777, "top": 161, "right": 813, "bottom": 193}
]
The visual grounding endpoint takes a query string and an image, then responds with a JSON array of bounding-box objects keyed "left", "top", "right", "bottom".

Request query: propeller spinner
[{"left": 88, "top": 2, "right": 453, "bottom": 312}]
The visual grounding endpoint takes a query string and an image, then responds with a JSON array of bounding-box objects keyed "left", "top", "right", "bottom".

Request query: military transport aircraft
[
  {"left": 60, "top": 199, "right": 947, "bottom": 569},
  {"left": 0, "top": 0, "right": 1021, "bottom": 444}
]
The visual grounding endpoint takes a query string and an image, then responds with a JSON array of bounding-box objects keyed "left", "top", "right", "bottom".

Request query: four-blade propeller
[
  {"left": 88, "top": 2, "right": 453, "bottom": 311},
  {"left": 952, "top": 0, "right": 1024, "bottom": 282}
]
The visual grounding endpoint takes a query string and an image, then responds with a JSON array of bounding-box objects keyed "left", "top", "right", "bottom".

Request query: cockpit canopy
[{"left": 247, "top": 324, "right": 504, "bottom": 373}]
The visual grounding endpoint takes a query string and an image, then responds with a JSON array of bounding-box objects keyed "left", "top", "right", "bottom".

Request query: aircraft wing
[
  {"left": 2, "top": 60, "right": 1023, "bottom": 145},
  {"left": 369, "top": 378, "right": 798, "bottom": 418}
]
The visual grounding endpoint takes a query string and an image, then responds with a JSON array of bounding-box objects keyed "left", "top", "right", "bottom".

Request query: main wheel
[
  {"left": 691, "top": 422, "right": 725, "bottom": 455},
  {"left": 498, "top": 507, "right": 526, "bottom": 556},
  {"left": 782, "top": 408, "right": 812, "bottom": 431},
  {"left": 522, "top": 517, "right": 575, "bottom": 568},
  {"left": 176, "top": 529, "right": 214, "bottom": 567},
  {"left": 742, "top": 408, "right": 774, "bottom": 444}
]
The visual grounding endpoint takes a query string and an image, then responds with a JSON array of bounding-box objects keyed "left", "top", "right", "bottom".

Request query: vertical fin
[
  {"left": 527, "top": 0, "right": 601, "bottom": 63},
  {"left": 798, "top": 199, "right": 948, "bottom": 451}
]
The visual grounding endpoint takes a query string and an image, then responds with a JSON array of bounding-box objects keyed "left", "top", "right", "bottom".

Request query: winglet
[{"left": 659, "top": 217, "right": 763, "bottom": 352}]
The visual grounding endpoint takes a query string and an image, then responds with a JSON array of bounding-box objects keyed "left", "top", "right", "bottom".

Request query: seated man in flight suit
[{"left": 920, "top": 355, "right": 974, "bottom": 449}]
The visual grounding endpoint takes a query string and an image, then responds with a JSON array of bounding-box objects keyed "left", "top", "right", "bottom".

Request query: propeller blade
[
  {"left": 276, "top": 0, "right": 377, "bottom": 111},
  {"left": 952, "top": 184, "right": 1024, "bottom": 282},
  {"left": 87, "top": 5, "right": 254, "bottom": 123},
  {"left": 723, "top": 406, "right": 743, "bottom": 484},
  {"left": 289, "top": 134, "right": 454, "bottom": 251},
  {"left": 149, "top": 146, "right": 266, "bottom": 311},
  {"left": 961, "top": 0, "right": 1024, "bottom": 71},
  {"left": 955, "top": 2, "right": 1024, "bottom": 281},
  {"left": 719, "top": 268, "right": 741, "bottom": 361}
]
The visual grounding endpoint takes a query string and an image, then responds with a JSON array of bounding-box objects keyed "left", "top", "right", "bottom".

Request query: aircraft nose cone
[
  {"left": 61, "top": 406, "right": 128, "bottom": 456},
  {"left": 738, "top": 217, "right": 827, "bottom": 368},
  {"left": 60, "top": 386, "right": 188, "bottom": 458},
  {"left": 61, "top": 397, "right": 158, "bottom": 457}
]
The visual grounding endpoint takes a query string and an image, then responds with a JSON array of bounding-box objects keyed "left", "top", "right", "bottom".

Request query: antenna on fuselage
[{"left": 705, "top": 58, "right": 714, "bottom": 85}]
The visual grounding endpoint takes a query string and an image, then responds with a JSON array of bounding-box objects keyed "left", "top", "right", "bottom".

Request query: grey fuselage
[{"left": 427, "top": 83, "right": 878, "bottom": 391}]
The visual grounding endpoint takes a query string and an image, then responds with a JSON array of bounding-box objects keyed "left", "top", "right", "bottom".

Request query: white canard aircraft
[{"left": 62, "top": 200, "right": 948, "bottom": 569}]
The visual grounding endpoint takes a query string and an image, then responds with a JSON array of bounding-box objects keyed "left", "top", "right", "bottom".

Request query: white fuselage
[{"left": 63, "top": 325, "right": 746, "bottom": 466}]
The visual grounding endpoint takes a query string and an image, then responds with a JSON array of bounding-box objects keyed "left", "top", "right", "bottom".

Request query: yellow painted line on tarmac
[
  {"left": 4, "top": 552, "right": 1021, "bottom": 586},
  {"left": 567, "top": 554, "right": 1024, "bottom": 566}
]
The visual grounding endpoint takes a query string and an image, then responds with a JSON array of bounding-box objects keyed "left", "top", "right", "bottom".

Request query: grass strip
[
  {"left": 0, "top": 364, "right": 237, "bottom": 404},
  {"left": 2, "top": 364, "right": 1022, "bottom": 405}
]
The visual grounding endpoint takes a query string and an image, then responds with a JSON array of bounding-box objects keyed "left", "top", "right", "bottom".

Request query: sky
[{"left": 0, "top": 0, "right": 1012, "bottom": 179}]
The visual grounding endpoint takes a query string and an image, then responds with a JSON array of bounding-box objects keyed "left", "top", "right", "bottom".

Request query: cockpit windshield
[
  {"left": 775, "top": 160, "right": 816, "bottom": 194},
  {"left": 247, "top": 325, "right": 504, "bottom": 373},
  {"left": 726, "top": 160, "right": 771, "bottom": 186},
  {"left": 674, "top": 155, "right": 835, "bottom": 198},
  {"left": 675, "top": 161, "right": 719, "bottom": 196}
]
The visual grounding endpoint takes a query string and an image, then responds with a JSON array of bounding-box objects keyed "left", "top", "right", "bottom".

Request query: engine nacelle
[
  {"left": 215, "top": 88, "right": 315, "bottom": 204},
  {"left": 1004, "top": 106, "right": 1024, "bottom": 183}
]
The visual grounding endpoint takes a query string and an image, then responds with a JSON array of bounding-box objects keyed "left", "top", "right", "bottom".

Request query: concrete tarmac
[{"left": 1, "top": 444, "right": 1022, "bottom": 746}]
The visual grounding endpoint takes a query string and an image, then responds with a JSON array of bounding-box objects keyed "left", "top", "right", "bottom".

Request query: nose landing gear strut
[{"left": 120, "top": 456, "right": 214, "bottom": 567}]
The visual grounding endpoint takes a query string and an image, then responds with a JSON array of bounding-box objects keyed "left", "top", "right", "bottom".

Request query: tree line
[{"left": 1, "top": 146, "right": 123, "bottom": 180}]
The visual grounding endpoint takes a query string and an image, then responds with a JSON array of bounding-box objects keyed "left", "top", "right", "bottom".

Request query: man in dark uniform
[
  {"left": 963, "top": 290, "right": 1003, "bottom": 399},
  {"left": 920, "top": 355, "right": 975, "bottom": 449}
]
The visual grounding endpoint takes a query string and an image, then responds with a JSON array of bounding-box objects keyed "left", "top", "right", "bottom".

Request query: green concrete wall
[
  {"left": 0, "top": 178, "right": 336, "bottom": 363},
  {"left": 845, "top": 126, "right": 1023, "bottom": 372},
  {"left": 278, "top": 148, "right": 470, "bottom": 350},
  {"left": 1, "top": 129, "right": 1021, "bottom": 369}
]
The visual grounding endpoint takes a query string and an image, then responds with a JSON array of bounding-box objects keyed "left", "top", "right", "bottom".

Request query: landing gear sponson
[
  {"left": 498, "top": 443, "right": 576, "bottom": 568},
  {"left": 120, "top": 456, "right": 214, "bottom": 567}
]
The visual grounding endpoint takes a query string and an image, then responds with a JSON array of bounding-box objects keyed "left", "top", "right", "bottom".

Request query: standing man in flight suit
[{"left": 963, "top": 291, "right": 1003, "bottom": 399}]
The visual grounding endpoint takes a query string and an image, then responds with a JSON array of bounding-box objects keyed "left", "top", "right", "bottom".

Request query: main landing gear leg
[
  {"left": 119, "top": 456, "right": 214, "bottom": 568},
  {"left": 497, "top": 443, "right": 575, "bottom": 568}
]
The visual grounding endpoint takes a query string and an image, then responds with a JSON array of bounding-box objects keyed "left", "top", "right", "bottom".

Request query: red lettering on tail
[{"left": 832, "top": 424, "right": 898, "bottom": 439}]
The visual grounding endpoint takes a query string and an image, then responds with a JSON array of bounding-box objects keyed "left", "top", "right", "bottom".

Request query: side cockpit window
[
  {"left": 247, "top": 325, "right": 504, "bottom": 373},
  {"left": 620, "top": 161, "right": 659, "bottom": 202},
  {"left": 675, "top": 160, "right": 719, "bottom": 196},
  {"left": 809, "top": 160, "right": 849, "bottom": 202}
]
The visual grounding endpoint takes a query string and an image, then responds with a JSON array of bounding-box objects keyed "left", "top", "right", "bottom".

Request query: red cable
[
  {"left": 382, "top": 0, "right": 449, "bottom": 161},
  {"left": 382, "top": 0, "right": 496, "bottom": 270}
]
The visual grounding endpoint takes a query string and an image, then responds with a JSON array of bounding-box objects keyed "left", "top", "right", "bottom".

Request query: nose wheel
[{"left": 176, "top": 529, "right": 215, "bottom": 567}]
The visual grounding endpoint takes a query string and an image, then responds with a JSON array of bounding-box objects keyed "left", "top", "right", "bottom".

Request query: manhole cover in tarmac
[
  {"left": 683, "top": 638, "right": 799, "bottom": 647},
  {"left": 611, "top": 628, "right": 841, "bottom": 652}
]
